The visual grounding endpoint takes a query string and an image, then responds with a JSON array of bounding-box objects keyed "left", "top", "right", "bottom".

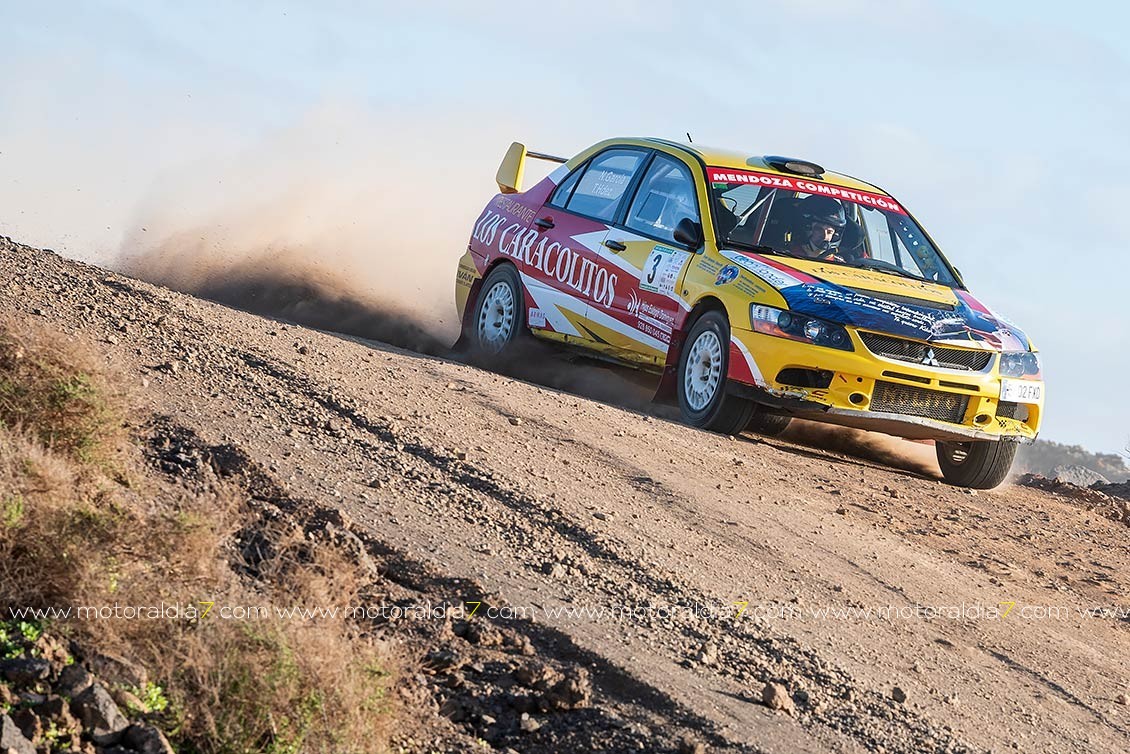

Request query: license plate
[{"left": 1000, "top": 379, "right": 1043, "bottom": 404}]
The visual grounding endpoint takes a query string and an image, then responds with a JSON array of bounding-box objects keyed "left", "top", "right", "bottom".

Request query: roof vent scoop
[{"left": 762, "top": 155, "right": 825, "bottom": 177}]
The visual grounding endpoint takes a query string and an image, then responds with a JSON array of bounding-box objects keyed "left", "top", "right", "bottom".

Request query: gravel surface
[{"left": 2, "top": 236, "right": 1128, "bottom": 753}]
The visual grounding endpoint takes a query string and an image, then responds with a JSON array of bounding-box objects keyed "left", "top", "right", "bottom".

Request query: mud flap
[{"left": 652, "top": 329, "right": 688, "bottom": 405}]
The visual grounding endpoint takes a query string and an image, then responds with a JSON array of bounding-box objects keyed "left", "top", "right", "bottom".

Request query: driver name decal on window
[
  {"left": 706, "top": 168, "right": 905, "bottom": 215},
  {"left": 588, "top": 169, "right": 630, "bottom": 199}
]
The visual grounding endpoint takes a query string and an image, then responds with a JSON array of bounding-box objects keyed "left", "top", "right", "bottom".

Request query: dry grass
[
  {"left": 0, "top": 317, "right": 126, "bottom": 464},
  {"left": 0, "top": 319, "right": 396, "bottom": 753},
  {"left": 165, "top": 545, "right": 395, "bottom": 754}
]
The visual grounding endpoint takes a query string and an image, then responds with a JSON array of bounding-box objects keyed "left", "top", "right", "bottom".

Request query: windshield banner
[{"left": 708, "top": 168, "right": 906, "bottom": 215}]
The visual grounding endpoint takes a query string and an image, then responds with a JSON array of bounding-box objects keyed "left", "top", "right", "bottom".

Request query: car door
[
  {"left": 520, "top": 147, "right": 650, "bottom": 346},
  {"left": 591, "top": 153, "right": 700, "bottom": 366}
]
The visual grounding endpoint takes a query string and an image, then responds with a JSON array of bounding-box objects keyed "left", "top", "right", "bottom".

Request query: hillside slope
[{"left": 2, "top": 237, "right": 1127, "bottom": 753}]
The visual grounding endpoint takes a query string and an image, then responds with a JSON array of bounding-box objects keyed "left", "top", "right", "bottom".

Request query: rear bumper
[
  {"left": 455, "top": 248, "right": 482, "bottom": 325},
  {"left": 728, "top": 326, "right": 1043, "bottom": 442}
]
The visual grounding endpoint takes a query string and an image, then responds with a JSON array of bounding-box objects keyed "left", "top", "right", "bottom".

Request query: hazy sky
[{"left": 2, "top": 1, "right": 1127, "bottom": 454}]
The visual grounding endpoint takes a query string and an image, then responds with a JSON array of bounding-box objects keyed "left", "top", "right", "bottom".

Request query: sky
[{"left": 1, "top": 0, "right": 1127, "bottom": 454}]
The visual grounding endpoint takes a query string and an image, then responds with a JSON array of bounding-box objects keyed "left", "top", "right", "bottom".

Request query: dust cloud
[
  {"left": 116, "top": 104, "right": 554, "bottom": 352},
  {"left": 781, "top": 420, "right": 943, "bottom": 478},
  {"left": 113, "top": 105, "right": 656, "bottom": 407}
]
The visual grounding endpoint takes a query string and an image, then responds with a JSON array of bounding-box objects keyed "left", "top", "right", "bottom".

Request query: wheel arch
[
  {"left": 460, "top": 257, "right": 525, "bottom": 336},
  {"left": 653, "top": 295, "right": 730, "bottom": 403}
]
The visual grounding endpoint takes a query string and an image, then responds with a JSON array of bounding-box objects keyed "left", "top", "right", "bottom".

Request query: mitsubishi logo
[{"left": 922, "top": 347, "right": 941, "bottom": 367}]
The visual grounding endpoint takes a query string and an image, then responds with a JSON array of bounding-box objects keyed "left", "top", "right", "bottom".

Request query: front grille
[
  {"left": 871, "top": 381, "right": 969, "bottom": 424},
  {"left": 859, "top": 332, "right": 993, "bottom": 371}
]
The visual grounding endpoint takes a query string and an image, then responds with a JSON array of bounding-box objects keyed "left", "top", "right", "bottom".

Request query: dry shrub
[
  {"left": 163, "top": 543, "right": 395, "bottom": 754},
  {"left": 0, "top": 320, "right": 396, "bottom": 752},
  {"left": 0, "top": 317, "right": 126, "bottom": 464}
]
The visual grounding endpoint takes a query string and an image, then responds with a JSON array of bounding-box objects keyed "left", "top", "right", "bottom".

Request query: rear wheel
[
  {"left": 936, "top": 439, "right": 1017, "bottom": 489},
  {"left": 677, "top": 311, "right": 754, "bottom": 434},
  {"left": 745, "top": 409, "right": 791, "bottom": 437},
  {"left": 469, "top": 265, "right": 525, "bottom": 359}
]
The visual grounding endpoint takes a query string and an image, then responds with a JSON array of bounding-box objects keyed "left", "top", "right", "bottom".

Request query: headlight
[
  {"left": 750, "top": 304, "right": 853, "bottom": 351},
  {"left": 999, "top": 350, "right": 1040, "bottom": 378}
]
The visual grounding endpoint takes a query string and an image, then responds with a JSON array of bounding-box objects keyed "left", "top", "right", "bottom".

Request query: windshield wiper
[{"left": 848, "top": 259, "right": 932, "bottom": 283}]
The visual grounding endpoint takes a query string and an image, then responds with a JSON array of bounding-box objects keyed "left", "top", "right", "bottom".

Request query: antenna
[{"left": 686, "top": 132, "right": 693, "bottom": 143}]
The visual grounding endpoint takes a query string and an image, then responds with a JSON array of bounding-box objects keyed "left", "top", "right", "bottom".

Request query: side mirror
[
  {"left": 495, "top": 142, "right": 527, "bottom": 194},
  {"left": 673, "top": 218, "right": 703, "bottom": 250}
]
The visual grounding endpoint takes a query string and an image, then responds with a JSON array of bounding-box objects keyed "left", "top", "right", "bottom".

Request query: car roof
[{"left": 606, "top": 137, "right": 890, "bottom": 197}]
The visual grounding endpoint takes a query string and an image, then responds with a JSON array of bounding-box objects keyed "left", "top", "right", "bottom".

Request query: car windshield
[{"left": 708, "top": 168, "right": 959, "bottom": 287}]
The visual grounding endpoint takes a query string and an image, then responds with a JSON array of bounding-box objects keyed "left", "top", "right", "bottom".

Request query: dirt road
[{"left": 2, "top": 237, "right": 1127, "bottom": 753}]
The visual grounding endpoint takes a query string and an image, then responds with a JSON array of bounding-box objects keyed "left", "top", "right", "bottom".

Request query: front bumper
[{"left": 728, "top": 326, "right": 1043, "bottom": 442}]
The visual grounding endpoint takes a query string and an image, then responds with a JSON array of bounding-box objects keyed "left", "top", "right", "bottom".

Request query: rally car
[{"left": 454, "top": 138, "right": 1044, "bottom": 489}]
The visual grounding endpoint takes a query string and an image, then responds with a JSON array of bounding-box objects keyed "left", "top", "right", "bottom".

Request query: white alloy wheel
[
  {"left": 684, "top": 329, "right": 724, "bottom": 411},
  {"left": 476, "top": 280, "right": 516, "bottom": 354}
]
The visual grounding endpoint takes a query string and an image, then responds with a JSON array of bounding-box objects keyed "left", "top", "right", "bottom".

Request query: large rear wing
[{"left": 496, "top": 142, "right": 567, "bottom": 194}]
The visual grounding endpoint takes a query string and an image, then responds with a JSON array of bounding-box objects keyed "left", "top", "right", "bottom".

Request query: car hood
[{"left": 719, "top": 250, "right": 1032, "bottom": 352}]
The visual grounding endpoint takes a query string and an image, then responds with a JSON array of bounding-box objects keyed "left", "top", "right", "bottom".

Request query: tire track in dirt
[{"left": 391, "top": 385, "right": 982, "bottom": 752}]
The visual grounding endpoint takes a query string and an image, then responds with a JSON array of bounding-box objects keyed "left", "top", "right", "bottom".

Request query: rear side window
[
  {"left": 548, "top": 167, "right": 582, "bottom": 207},
  {"left": 565, "top": 149, "right": 647, "bottom": 221},
  {"left": 625, "top": 155, "right": 698, "bottom": 244}
]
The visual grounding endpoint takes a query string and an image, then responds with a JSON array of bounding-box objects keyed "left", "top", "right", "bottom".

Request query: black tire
[
  {"left": 936, "top": 439, "right": 1017, "bottom": 489},
  {"left": 468, "top": 265, "right": 525, "bottom": 360},
  {"left": 745, "top": 409, "right": 792, "bottom": 437},
  {"left": 676, "top": 310, "right": 754, "bottom": 434}
]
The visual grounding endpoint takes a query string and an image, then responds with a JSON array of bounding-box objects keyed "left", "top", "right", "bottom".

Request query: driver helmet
[{"left": 798, "top": 195, "right": 847, "bottom": 251}]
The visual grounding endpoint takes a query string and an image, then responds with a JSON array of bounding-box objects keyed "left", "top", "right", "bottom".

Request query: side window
[
  {"left": 565, "top": 149, "right": 647, "bottom": 221},
  {"left": 548, "top": 166, "right": 582, "bottom": 208},
  {"left": 625, "top": 156, "right": 699, "bottom": 244},
  {"left": 861, "top": 207, "right": 897, "bottom": 263}
]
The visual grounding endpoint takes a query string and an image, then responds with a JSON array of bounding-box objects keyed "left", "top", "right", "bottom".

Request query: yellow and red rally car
[{"left": 455, "top": 138, "right": 1044, "bottom": 488}]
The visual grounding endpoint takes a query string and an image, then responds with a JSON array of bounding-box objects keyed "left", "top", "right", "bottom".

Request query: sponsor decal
[
  {"left": 784, "top": 283, "right": 1028, "bottom": 349},
  {"left": 930, "top": 317, "right": 968, "bottom": 337},
  {"left": 719, "top": 250, "right": 803, "bottom": 290},
  {"left": 696, "top": 257, "right": 723, "bottom": 276},
  {"left": 472, "top": 209, "right": 619, "bottom": 308},
  {"left": 640, "top": 245, "right": 689, "bottom": 297},
  {"left": 707, "top": 168, "right": 906, "bottom": 215},
  {"left": 527, "top": 307, "right": 547, "bottom": 328},
  {"left": 627, "top": 289, "right": 676, "bottom": 343},
  {"left": 456, "top": 264, "right": 477, "bottom": 288},
  {"left": 714, "top": 265, "right": 739, "bottom": 286},
  {"left": 797, "top": 286, "right": 940, "bottom": 333},
  {"left": 491, "top": 195, "right": 537, "bottom": 225},
  {"left": 734, "top": 277, "right": 766, "bottom": 297},
  {"left": 714, "top": 249, "right": 1028, "bottom": 349}
]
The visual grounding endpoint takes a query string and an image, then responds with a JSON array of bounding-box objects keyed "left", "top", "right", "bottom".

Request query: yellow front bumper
[{"left": 732, "top": 326, "right": 1043, "bottom": 442}]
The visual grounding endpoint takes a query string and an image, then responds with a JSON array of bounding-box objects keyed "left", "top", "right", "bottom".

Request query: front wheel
[
  {"left": 936, "top": 439, "right": 1017, "bottom": 489},
  {"left": 676, "top": 311, "right": 754, "bottom": 434},
  {"left": 469, "top": 265, "right": 525, "bottom": 359}
]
